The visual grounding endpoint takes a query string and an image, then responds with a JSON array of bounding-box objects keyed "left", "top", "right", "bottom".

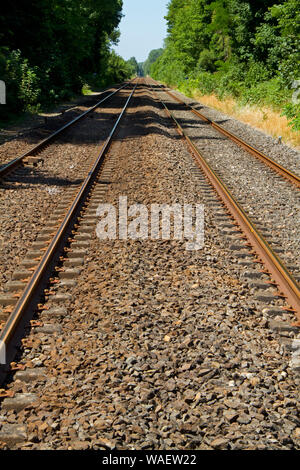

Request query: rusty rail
[
  {"left": 0, "top": 80, "right": 133, "bottom": 179},
  {"left": 0, "top": 81, "right": 138, "bottom": 384},
  {"left": 149, "top": 81, "right": 300, "bottom": 323},
  {"left": 152, "top": 80, "right": 300, "bottom": 189}
]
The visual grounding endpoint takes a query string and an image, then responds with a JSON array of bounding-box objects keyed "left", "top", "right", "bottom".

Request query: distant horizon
[{"left": 113, "top": 0, "right": 168, "bottom": 63}]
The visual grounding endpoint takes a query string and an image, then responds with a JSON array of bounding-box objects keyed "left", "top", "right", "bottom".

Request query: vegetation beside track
[
  {"left": 149, "top": 0, "right": 300, "bottom": 136},
  {"left": 0, "top": 1, "right": 134, "bottom": 121}
]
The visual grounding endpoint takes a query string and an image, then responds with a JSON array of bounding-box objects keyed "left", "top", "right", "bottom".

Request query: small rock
[
  {"left": 96, "top": 438, "right": 116, "bottom": 450},
  {"left": 223, "top": 410, "right": 239, "bottom": 423},
  {"left": 294, "top": 428, "right": 300, "bottom": 439},
  {"left": 250, "top": 377, "right": 260, "bottom": 387},
  {"left": 210, "top": 437, "right": 229, "bottom": 449},
  {"left": 69, "top": 440, "right": 89, "bottom": 450},
  {"left": 94, "top": 419, "right": 108, "bottom": 431},
  {"left": 224, "top": 399, "right": 241, "bottom": 409},
  {"left": 237, "top": 414, "right": 252, "bottom": 425}
]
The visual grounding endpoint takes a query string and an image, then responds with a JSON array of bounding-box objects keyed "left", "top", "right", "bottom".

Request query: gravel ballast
[
  {"left": 0, "top": 87, "right": 132, "bottom": 294},
  {"left": 154, "top": 84, "right": 300, "bottom": 279},
  {"left": 0, "top": 83, "right": 299, "bottom": 450},
  {"left": 167, "top": 86, "right": 300, "bottom": 175}
]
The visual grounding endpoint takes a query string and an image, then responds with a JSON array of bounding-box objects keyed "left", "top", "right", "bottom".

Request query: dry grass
[{"left": 192, "top": 92, "right": 300, "bottom": 150}]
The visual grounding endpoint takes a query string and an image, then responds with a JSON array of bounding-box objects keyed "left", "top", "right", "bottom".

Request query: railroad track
[
  {"left": 151, "top": 79, "right": 300, "bottom": 190},
  {"left": 0, "top": 80, "right": 133, "bottom": 179},
  {"left": 147, "top": 79, "right": 300, "bottom": 326},
  {"left": 0, "top": 78, "right": 299, "bottom": 450},
  {"left": 0, "top": 79, "right": 139, "bottom": 386}
]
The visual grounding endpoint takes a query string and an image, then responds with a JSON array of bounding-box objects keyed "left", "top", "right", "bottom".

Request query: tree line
[
  {"left": 0, "top": 0, "right": 135, "bottom": 119},
  {"left": 125, "top": 49, "right": 164, "bottom": 78},
  {"left": 149, "top": 0, "right": 299, "bottom": 131}
]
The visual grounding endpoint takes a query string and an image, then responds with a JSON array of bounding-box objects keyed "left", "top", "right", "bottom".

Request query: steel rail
[
  {"left": 0, "top": 81, "right": 138, "bottom": 381},
  {"left": 151, "top": 79, "right": 300, "bottom": 189},
  {"left": 149, "top": 81, "right": 300, "bottom": 323},
  {"left": 0, "top": 80, "right": 133, "bottom": 178}
]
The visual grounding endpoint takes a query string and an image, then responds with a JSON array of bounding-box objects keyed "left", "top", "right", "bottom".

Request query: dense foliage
[
  {"left": 142, "top": 49, "right": 164, "bottom": 76},
  {"left": 151, "top": 0, "right": 300, "bottom": 130},
  {"left": 124, "top": 50, "right": 164, "bottom": 78},
  {"left": 0, "top": 0, "right": 133, "bottom": 118}
]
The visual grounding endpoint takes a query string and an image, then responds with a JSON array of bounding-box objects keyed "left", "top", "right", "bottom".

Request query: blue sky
[{"left": 113, "top": 0, "right": 168, "bottom": 63}]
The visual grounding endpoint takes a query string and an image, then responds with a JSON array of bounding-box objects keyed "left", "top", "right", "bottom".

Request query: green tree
[
  {"left": 126, "top": 57, "right": 139, "bottom": 76},
  {"left": 0, "top": 0, "right": 129, "bottom": 117},
  {"left": 143, "top": 49, "right": 164, "bottom": 75},
  {"left": 150, "top": 0, "right": 299, "bottom": 128}
]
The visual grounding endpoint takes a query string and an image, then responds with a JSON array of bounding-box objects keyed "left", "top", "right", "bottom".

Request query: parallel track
[
  {"left": 148, "top": 80, "right": 300, "bottom": 324},
  {"left": 0, "top": 81, "right": 133, "bottom": 179},
  {"left": 0, "top": 80, "right": 138, "bottom": 385},
  {"left": 0, "top": 79, "right": 299, "bottom": 450},
  {"left": 0, "top": 77, "right": 299, "bottom": 387},
  {"left": 151, "top": 79, "right": 300, "bottom": 190}
]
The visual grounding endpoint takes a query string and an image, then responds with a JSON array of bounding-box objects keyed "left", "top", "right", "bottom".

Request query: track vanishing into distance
[
  {"left": 0, "top": 78, "right": 299, "bottom": 450},
  {"left": 153, "top": 81, "right": 300, "bottom": 190},
  {"left": 147, "top": 78, "right": 300, "bottom": 322},
  {"left": 0, "top": 80, "right": 138, "bottom": 385},
  {"left": 0, "top": 81, "right": 133, "bottom": 178}
]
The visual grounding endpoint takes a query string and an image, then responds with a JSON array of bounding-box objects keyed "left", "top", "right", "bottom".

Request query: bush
[
  {"left": 177, "top": 78, "right": 197, "bottom": 97},
  {"left": 197, "top": 49, "right": 217, "bottom": 73},
  {"left": 178, "top": 72, "right": 218, "bottom": 97},
  {"left": 212, "top": 61, "right": 246, "bottom": 98},
  {"left": 5, "top": 50, "right": 40, "bottom": 113},
  {"left": 215, "top": 72, "right": 245, "bottom": 99},
  {"left": 166, "top": 58, "right": 292, "bottom": 116},
  {"left": 241, "top": 77, "right": 290, "bottom": 108},
  {"left": 244, "top": 61, "right": 271, "bottom": 87},
  {"left": 282, "top": 103, "right": 300, "bottom": 131},
  {"left": 81, "top": 83, "right": 93, "bottom": 95}
]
